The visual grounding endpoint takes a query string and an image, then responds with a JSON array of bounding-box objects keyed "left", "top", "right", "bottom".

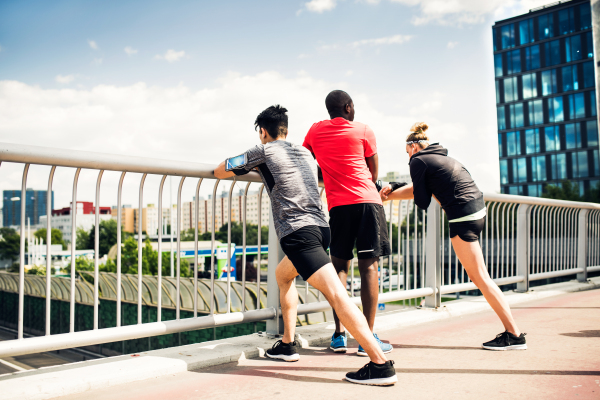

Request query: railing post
[
  {"left": 577, "top": 209, "right": 589, "bottom": 282},
  {"left": 266, "top": 208, "right": 284, "bottom": 335},
  {"left": 516, "top": 204, "right": 531, "bottom": 292},
  {"left": 425, "top": 201, "right": 441, "bottom": 308}
]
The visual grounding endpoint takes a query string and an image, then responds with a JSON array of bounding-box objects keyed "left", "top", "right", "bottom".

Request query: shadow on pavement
[{"left": 560, "top": 330, "right": 600, "bottom": 337}]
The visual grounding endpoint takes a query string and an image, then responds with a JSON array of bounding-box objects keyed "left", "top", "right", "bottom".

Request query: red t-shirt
[{"left": 302, "top": 118, "right": 382, "bottom": 211}]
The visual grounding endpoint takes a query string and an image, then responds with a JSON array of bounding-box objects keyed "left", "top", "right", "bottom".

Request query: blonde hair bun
[{"left": 406, "top": 122, "right": 430, "bottom": 144}]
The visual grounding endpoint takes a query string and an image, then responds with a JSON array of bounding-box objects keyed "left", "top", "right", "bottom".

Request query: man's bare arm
[
  {"left": 365, "top": 154, "right": 378, "bottom": 184},
  {"left": 213, "top": 161, "right": 235, "bottom": 180},
  {"left": 381, "top": 183, "right": 414, "bottom": 201}
]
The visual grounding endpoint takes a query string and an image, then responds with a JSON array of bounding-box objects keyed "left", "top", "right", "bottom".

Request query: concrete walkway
[{"left": 53, "top": 287, "right": 600, "bottom": 400}]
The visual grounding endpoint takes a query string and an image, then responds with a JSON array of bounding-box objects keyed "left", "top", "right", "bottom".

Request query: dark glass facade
[
  {"left": 2, "top": 190, "right": 54, "bottom": 227},
  {"left": 493, "top": 0, "right": 598, "bottom": 197}
]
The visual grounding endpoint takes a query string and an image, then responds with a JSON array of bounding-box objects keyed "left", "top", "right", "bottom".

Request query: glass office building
[
  {"left": 2, "top": 189, "right": 54, "bottom": 228},
  {"left": 493, "top": 0, "right": 598, "bottom": 197}
]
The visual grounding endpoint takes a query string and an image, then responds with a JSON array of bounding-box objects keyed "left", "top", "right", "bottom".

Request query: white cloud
[
  {"left": 155, "top": 49, "right": 186, "bottom": 62},
  {"left": 55, "top": 74, "right": 75, "bottom": 84},
  {"left": 88, "top": 40, "right": 98, "bottom": 50},
  {"left": 92, "top": 58, "right": 103, "bottom": 65},
  {"left": 345, "top": 70, "right": 354, "bottom": 76},
  {"left": 304, "top": 0, "right": 338, "bottom": 13},
  {"left": 351, "top": 34, "right": 412, "bottom": 47},
  {"left": 124, "top": 46, "right": 138, "bottom": 56},
  {"left": 0, "top": 71, "right": 500, "bottom": 210},
  {"left": 447, "top": 41, "right": 459, "bottom": 49}
]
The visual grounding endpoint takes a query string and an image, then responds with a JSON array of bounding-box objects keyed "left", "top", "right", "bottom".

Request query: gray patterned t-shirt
[{"left": 232, "top": 140, "right": 329, "bottom": 240}]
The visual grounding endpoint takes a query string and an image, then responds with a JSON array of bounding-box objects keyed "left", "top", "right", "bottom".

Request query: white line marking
[{"left": 0, "top": 358, "right": 27, "bottom": 372}]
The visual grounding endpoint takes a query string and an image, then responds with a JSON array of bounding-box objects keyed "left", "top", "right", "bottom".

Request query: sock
[{"left": 334, "top": 331, "right": 345, "bottom": 339}]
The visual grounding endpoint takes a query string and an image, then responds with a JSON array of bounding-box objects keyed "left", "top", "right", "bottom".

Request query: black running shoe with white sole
[
  {"left": 265, "top": 340, "right": 300, "bottom": 362},
  {"left": 482, "top": 331, "right": 527, "bottom": 351},
  {"left": 345, "top": 361, "right": 397, "bottom": 386}
]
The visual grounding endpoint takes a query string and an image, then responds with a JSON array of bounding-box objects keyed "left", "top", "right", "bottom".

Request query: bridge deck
[{"left": 53, "top": 287, "right": 600, "bottom": 400}]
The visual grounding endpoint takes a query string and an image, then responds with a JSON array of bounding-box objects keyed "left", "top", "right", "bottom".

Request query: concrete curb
[{"left": 1, "top": 277, "right": 598, "bottom": 400}]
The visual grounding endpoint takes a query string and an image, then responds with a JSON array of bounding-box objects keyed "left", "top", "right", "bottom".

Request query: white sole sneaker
[
  {"left": 482, "top": 344, "right": 527, "bottom": 351},
  {"left": 330, "top": 346, "right": 347, "bottom": 353},
  {"left": 265, "top": 352, "right": 300, "bottom": 361},
  {"left": 345, "top": 375, "right": 398, "bottom": 386}
]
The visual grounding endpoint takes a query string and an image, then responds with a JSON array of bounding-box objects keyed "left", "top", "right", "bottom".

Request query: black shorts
[
  {"left": 329, "top": 203, "right": 391, "bottom": 260},
  {"left": 449, "top": 217, "right": 485, "bottom": 242},
  {"left": 279, "top": 225, "right": 331, "bottom": 281}
]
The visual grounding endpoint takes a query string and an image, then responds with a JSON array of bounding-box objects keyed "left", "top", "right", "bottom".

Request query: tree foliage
[
  {"left": 34, "top": 228, "right": 67, "bottom": 250},
  {"left": 0, "top": 228, "right": 22, "bottom": 262},
  {"left": 543, "top": 180, "right": 600, "bottom": 203}
]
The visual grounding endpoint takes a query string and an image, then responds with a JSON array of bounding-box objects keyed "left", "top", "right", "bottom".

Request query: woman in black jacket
[{"left": 381, "top": 122, "right": 526, "bottom": 351}]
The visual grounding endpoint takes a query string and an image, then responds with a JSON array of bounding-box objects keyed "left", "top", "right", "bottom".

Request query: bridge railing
[{"left": 0, "top": 142, "right": 599, "bottom": 358}]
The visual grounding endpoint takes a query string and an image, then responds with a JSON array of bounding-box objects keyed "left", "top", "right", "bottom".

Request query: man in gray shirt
[{"left": 214, "top": 105, "right": 396, "bottom": 386}]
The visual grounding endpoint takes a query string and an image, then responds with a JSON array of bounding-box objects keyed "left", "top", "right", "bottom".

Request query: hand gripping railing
[{"left": 0, "top": 142, "right": 599, "bottom": 358}]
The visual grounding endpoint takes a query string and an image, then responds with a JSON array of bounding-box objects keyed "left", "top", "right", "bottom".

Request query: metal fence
[{"left": 0, "top": 142, "right": 599, "bottom": 358}]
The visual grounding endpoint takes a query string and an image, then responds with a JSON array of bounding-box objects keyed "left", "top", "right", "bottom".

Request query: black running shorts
[
  {"left": 279, "top": 225, "right": 331, "bottom": 281},
  {"left": 328, "top": 203, "right": 391, "bottom": 260},
  {"left": 449, "top": 217, "right": 485, "bottom": 242}
]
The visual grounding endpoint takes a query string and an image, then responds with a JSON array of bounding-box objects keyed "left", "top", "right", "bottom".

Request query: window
[
  {"left": 528, "top": 184, "right": 543, "bottom": 197},
  {"left": 544, "top": 126, "right": 560, "bottom": 151},
  {"left": 583, "top": 61, "right": 594, "bottom": 88},
  {"left": 506, "top": 49, "right": 521, "bottom": 74},
  {"left": 531, "top": 156, "right": 546, "bottom": 182},
  {"left": 509, "top": 103, "right": 524, "bottom": 128},
  {"left": 567, "top": 93, "right": 585, "bottom": 119},
  {"left": 542, "top": 69, "right": 557, "bottom": 95},
  {"left": 493, "top": 27, "right": 498, "bottom": 51},
  {"left": 494, "top": 53, "right": 503, "bottom": 77},
  {"left": 501, "top": 24, "right": 516, "bottom": 49},
  {"left": 525, "top": 128, "right": 540, "bottom": 153},
  {"left": 558, "top": 7, "right": 575, "bottom": 35},
  {"left": 580, "top": 3, "right": 592, "bottom": 30},
  {"left": 561, "top": 65, "right": 578, "bottom": 92},
  {"left": 586, "top": 32, "right": 594, "bottom": 58},
  {"left": 506, "top": 131, "right": 521, "bottom": 156},
  {"left": 513, "top": 158, "right": 528, "bottom": 183},
  {"left": 590, "top": 90, "right": 597, "bottom": 117},
  {"left": 548, "top": 96, "right": 564, "bottom": 123},
  {"left": 527, "top": 100, "right": 543, "bottom": 126},
  {"left": 565, "top": 123, "right": 582, "bottom": 149},
  {"left": 522, "top": 73, "right": 537, "bottom": 99},
  {"left": 524, "top": 45, "right": 540, "bottom": 71},
  {"left": 500, "top": 160, "right": 508, "bottom": 184},
  {"left": 573, "top": 150, "right": 589, "bottom": 178},
  {"left": 586, "top": 120, "right": 598, "bottom": 147},
  {"left": 497, "top": 106, "right": 506, "bottom": 130},
  {"left": 495, "top": 80, "right": 501, "bottom": 104},
  {"left": 565, "top": 34, "right": 582, "bottom": 62},
  {"left": 544, "top": 40, "right": 561, "bottom": 66},
  {"left": 504, "top": 77, "right": 518, "bottom": 102},
  {"left": 519, "top": 18, "right": 535, "bottom": 45},
  {"left": 538, "top": 13, "right": 554, "bottom": 39},
  {"left": 595, "top": 151, "right": 600, "bottom": 176},
  {"left": 550, "top": 153, "right": 567, "bottom": 180},
  {"left": 498, "top": 133, "right": 504, "bottom": 157}
]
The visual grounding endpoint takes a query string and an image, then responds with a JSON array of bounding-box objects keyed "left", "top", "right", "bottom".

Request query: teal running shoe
[
  {"left": 357, "top": 333, "right": 393, "bottom": 357},
  {"left": 330, "top": 332, "right": 347, "bottom": 353}
]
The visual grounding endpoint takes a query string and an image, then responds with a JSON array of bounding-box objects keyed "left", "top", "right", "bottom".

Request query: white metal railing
[{"left": 0, "top": 142, "right": 599, "bottom": 358}]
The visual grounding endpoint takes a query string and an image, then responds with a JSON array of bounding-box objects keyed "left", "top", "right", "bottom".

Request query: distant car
[
  {"left": 346, "top": 277, "right": 361, "bottom": 291},
  {"left": 381, "top": 274, "right": 403, "bottom": 289}
]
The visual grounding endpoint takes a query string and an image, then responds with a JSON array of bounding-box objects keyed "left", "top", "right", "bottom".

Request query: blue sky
[{"left": 0, "top": 0, "right": 550, "bottom": 209}]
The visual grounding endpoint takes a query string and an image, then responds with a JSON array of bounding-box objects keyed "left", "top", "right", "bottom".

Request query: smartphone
[{"left": 225, "top": 154, "right": 247, "bottom": 171}]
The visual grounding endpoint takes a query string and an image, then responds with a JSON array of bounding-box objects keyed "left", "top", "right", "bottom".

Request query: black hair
[
  {"left": 325, "top": 90, "right": 352, "bottom": 117},
  {"left": 254, "top": 105, "right": 288, "bottom": 139}
]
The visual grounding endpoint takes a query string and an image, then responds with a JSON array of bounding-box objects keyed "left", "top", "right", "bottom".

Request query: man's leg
[
  {"left": 358, "top": 257, "right": 379, "bottom": 331},
  {"left": 331, "top": 255, "right": 350, "bottom": 334},
  {"left": 276, "top": 256, "right": 300, "bottom": 343},
  {"left": 308, "top": 263, "right": 387, "bottom": 364}
]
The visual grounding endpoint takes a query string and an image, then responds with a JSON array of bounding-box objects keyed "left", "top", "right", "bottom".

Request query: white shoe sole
[
  {"left": 482, "top": 344, "right": 527, "bottom": 351},
  {"left": 345, "top": 375, "right": 398, "bottom": 386},
  {"left": 265, "top": 352, "right": 300, "bottom": 361},
  {"left": 357, "top": 348, "right": 392, "bottom": 357},
  {"left": 330, "top": 347, "right": 347, "bottom": 353}
]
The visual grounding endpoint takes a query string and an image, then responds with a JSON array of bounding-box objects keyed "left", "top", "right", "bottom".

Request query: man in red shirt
[{"left": 303, "top": 90, "right": 392, "bottom": 356}]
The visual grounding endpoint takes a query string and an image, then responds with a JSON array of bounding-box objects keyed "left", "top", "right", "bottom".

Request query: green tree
[
  {"left": 543, "top": 180, "right": 583, "bottom": 201},
  {"left": 0, "top": 228, "right": 22, "bottom": 262},
  {"left": 27, "top": 264, "right": 56, "bottom": 275},
  {"left": 200, "top": 223, "right": 268, "bottom": 245},
  {"left": 86, "top": 219, "right": 119, "bottom": 257},
  {"left": 76, "top": 227, "right": 90, "bottom": 250},
  {"left": 34, "top": 228, "right": 66, "bottom": 250}
]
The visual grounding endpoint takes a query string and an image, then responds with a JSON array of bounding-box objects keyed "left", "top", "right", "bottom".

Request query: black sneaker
[
  {"left": 265, "top": 340, "right": 300, "bottom": 362},
  {"left": 482, "top": 331, "right": 527, "bottom": 351},
  {"left": 345, "top": 361, "right": 397, "bottom": 386}
]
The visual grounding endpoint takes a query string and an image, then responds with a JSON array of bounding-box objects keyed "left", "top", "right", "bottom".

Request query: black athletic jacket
[{"left": 392, "top": 143, "right": 484, "bottom": 220}]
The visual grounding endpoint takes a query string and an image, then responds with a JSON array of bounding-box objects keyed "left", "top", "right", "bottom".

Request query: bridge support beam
[
  {"left": 424, "top": 201, "right": 441, "bottom": 308},
  {"left": 577, "top": 209, "right": 590, "bottom": 282},
  {"left": 516, "top": 204, "right": 531, "bottom": 292},
  {"left": 266, "top": 209, "right": 285, "bottom": 335}
]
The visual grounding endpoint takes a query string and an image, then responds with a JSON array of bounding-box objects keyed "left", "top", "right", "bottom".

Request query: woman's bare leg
[{"left": 451, "top": 236, "right": 521, "bottom": 336}]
